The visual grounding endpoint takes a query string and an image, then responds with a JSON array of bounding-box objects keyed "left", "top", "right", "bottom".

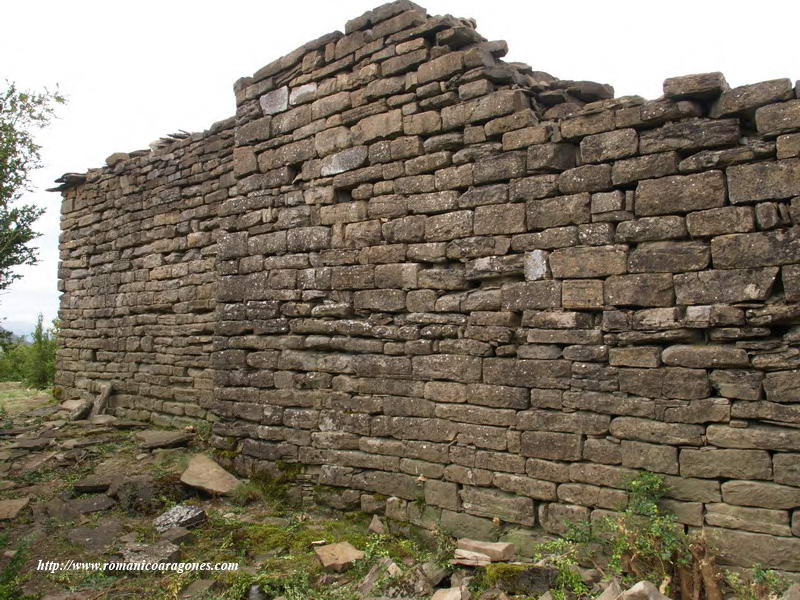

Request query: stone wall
[
  {"left": 55, "top": 119, "right": 235, "bottom": 425},
  {"left": 56, "top": 1, "right": 800, "bottom": 571}
]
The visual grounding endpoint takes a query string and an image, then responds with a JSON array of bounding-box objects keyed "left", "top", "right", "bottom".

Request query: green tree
[{"left": 0, "top": 81, "right": 64, "bottom": 292}]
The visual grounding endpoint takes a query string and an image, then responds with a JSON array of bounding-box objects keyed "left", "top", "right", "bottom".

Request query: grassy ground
[{"left": 0, "top": 381, "right": 53, "bottom": 418}]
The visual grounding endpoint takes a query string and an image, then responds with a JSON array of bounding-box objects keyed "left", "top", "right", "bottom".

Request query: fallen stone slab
[
  {"left": 153, "top": 504, "right": 207, "bottom": 532},
  {"left": 89, "top": 415, "right": 117, "bottom": 426},
  {"left": 0, "top": 497, "right": 30, "bottom": 520},
  {"left": 13, "top": 451, "right": 56, "bottom": 474},
  {"left": 452, "top": 548, "right": 491, "bottom": 566},
  {"left": 457, "top": 538, "right": 516, "bottom": 561},
  {"left": 180, "top": 454, "right": 240, "bottom": 495},
  {"left": 73, "top": 475, "right": 112, "bottom": 494},
  {"left": 136, "top": 430, "right": 193, "bottom": 450},
  {"left": 596, "top": 579, "right": 624, "bottom": 600},
  {"left": 8, "top": 437, "right": 52, "bottom": 450},
  {"left": 314, "top": 541, "right": 365, "bottom": 572},
  {"left": 357, "top": 556, "right": 401, "bottom": 596},
  {"left": 67, "top": 517, "right": 122, "bottom": 552},
  {"left": 120, "top": 540, "right": 181, "bottom": 565}
]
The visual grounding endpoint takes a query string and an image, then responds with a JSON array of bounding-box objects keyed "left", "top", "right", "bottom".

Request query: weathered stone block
[
  {"left": 686, "top": 206, "right": 755, "bottom": 237},
  {"left": 527, "top": 194, "right": 591, "bottom": 229},
  {"left": 260, "top": 87, "right": 289, "bottom": 115},
  {"left": 721, "top": 480, "right": 800, "bottom": 510},
  {"left": 610, "top": 417, "right": 704, "bottom": 446},
  {"left": 661, "top": 345, "right": 749, "bottom": 369},
  {"left": 628, "top": 241, "right": 709, "bottom": 273},
  {"left": 581, "top": 129, "right": 638, "bottom": 163},
  {"left": 705, "top": 503, "right": 792, "bottom": 536},
  {"left": 527, "top": 144, "right": 577, "bottom": 173},
  {"left": 663, "top": 72, "right": 728, "bottom": 100},
  {"left": 710, "top": 78, "right": 794, "bottom": 117},
  {"left": 558, "top": 164, "right": 612, "bottom": 194},
  {"left": 636, "top": 171, "right": 726, "bottom": 216},
  {"left": 460, "top": 486, "right": 535, "bottom": 526},
  {"left": 755, "top": 99, "right": 800, "bottom": 136},
  {"left": 562, "top": 279, "right": 604, "bottom": 309},
  {"left": 639, "top": 119, "right": 740, "bottom": 154},
  {"left": 707, "top": 424, "right": 800, "bottom": 451},
  {"left": 616, "top": 216, "right": 687, "bottom": 242},
  {"left": 604, "top": 274, "right": 674, "bottom": 307},
  {"left": 473, "top": 203, "right": 526, "bottom": 235},
  {"left": 520, "top": 431, "right": 582, "bottom": 461},
  {"left": 549, "top": 245, "right": 627, "bottom": 279},
  {"left": 674, "top": 268, "right": 779, "bottom": 304},
  {"left": 727, "top": 158, "right": 800, "bottom": 203},
  {"left": 501, "top": 281, "right": 561, "bottom": 310},
  {"left": 611, "top": 152, "right": 680, "bottom": 186},
  {"left": 621, "top": 440, "right": 678, "bottom": 474},
  {"left": 680, "top": 448, "right": 772, "bottom": 479},
  {"left": 711, "top": 227, "right": 800, "bottom": 268}
]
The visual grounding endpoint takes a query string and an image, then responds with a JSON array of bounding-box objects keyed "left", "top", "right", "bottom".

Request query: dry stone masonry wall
[{"left": 55, "top": 2, "right": 800, "bottom": 572}]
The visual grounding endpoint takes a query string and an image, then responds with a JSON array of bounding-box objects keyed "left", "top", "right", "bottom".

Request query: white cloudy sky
[{"left": 1, "top": 0, "right": 798, "bottom": 337}]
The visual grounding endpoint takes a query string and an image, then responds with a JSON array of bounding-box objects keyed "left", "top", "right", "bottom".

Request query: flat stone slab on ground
[
  {"left": 180, "top": 454, "right": 240, "bottom": 495},
  {"left": 136, "top": 430, "right": 193, "bottom": 449},
  {"left": 8, "top": 437, "right": 52, "bottom": 450},
  {"left": 67, "top": 517, "right": 122, "bottom": 552},
  {"left": 314, "top": 541, "right": 365, "bottom": 572},
  {"left": 153, "top": 504, "right": 207, "bottom": 532},
  {"left": 457, "top": 538, "right": 516, "bottom": 561},
  {"left": 0, "top": 497, "right": 30, "bottom": 520},
  {"left": 73, "top": 474, "right": 112, "bottom": 493},
  {"left": 432, "top": 588, "right": 464, "bottom": 600}
]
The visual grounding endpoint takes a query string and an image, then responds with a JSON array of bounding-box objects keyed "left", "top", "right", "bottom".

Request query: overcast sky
[{"left": 2, "top": 0, "right": 798, "bottom": 337}]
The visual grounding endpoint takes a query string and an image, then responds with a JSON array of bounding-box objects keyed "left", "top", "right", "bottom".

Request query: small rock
[
  {"left": 357, "top": 556, "right": 400, "bottom": 596},
  {"left": 596, "top": 579, "right": 624, "bottom": 600},
  {"left": 368, "top": 514, "right": 386, "bottom": 534},
  {"left": 0, "top": 497, "right": 30, "bottom": 520},
  {"left": 89, "top": 415, "right": 117, "bottom": 426},
  {"left": 136, "top": 430, "right": 193, "bottom": 449},
  {"left": 161, "top": 526, "right": 194, "bottom": 544},
  {"left": 452, "top": 549, "right": 491, "bottom": 567},
  {"left": 120, "top": 540, "right": 180, "bottom": 565},
  {"left": 314, "top": 541, "right": 365, "bottom": 572},
  {"left": 619, "top": 581, "right": 672, "bottom": 600},
  {"left": 153, "top": 504, "right": 207, "bottom": 532},
  {"left": 457, "top": 539, "right": 516, "bottom": 561},
  {"left": 179, "top": 454, "right": 240, "bottom": 495}
]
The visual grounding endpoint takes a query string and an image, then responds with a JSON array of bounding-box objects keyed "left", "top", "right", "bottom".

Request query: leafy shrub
[{"left": 0, "top": 314, "right": 57, "bottom": 388}]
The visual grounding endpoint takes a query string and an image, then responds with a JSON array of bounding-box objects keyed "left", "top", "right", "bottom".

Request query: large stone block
[
  {"left": 549, "top": 245, "right": 627, "bottom": 279},
  {"left": 611, "top": 152, "right": 679, "bottom": 186},
  {"left": 705, "top": 528, "right": 800, "bottom": 570},
  {"left": 526, "top": 194, "right": 591, "bottom": 229},
  {"left": 501, "top": 281, "right": 561, "bottom": 310},
  {"left": 711, "top": 227, "right": 800, "bottom": 268},
  {"left": 473, "top": 203, "right": 526, "bottom": 235},
  {"left": 674, "top": 268, "right": 779, "bottom": 304},
  {"left": 520, "top": 431, "right": 582, "bottom": 461},
  {"left": 460, "top": 486, "right": 535, "bottom": 526},
  {"left": 686, "top": 206, "right": 755, "bottom": 237},
  {"left": 710, "top": 78, "right": 794, "bottom": 117},
  {"left": 755, "top": 99, "right": 800, "bottom": 136},
  {"left": 616, "top": 216, "right": 687, "bottom": 243},
  {"left": 721, "top": 480, "right": 800, "bottom": 510},
  {"left": 639, "top": 119, "right": 740, "bottom": 154},
  {"left": 705, "top": 503, "right": 792, "bottom": 536},
  {"left": 580, "top": 129, "right": 638, "bottom": 163},
  {"left": 635, "top": 171, "right": 726, "bottom": 216},
  {"left": 610, "top": 417, "right": 704, "bottom": 446},
  {"left": 707, "top": 424, "right": 800, "bottom": 451},
  {"left": 680, "top": 448, "right": 772, "bottom": 480},
  {"left": 483, "top": 358, "right": 571, "bottom": 389},
  {"left": 352, "top": 110, "right": 403, "bottom": 144},
  {"left": 628, "top": 241, "right": 709, "bottom": 273},
  {"left": 604, "top": 274, "right": 674, "bottom": 307},
  {"left": 727, "top": 158, "right": 800, "bottom": 203},
  {"left": 661, "top": 345, "right": 749, "bottom": 369},
  {"left": 763, "top": 370, "right": 800, "bottom": 403},
  {"left": 620, "top": 440, "right": 678, "bottom": 474},
  {"left": 663, "top": 72, "right": 728, "bottom": 100},
  {"left": 527, "top": 144, "right": 577, "bottom": 173}
]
